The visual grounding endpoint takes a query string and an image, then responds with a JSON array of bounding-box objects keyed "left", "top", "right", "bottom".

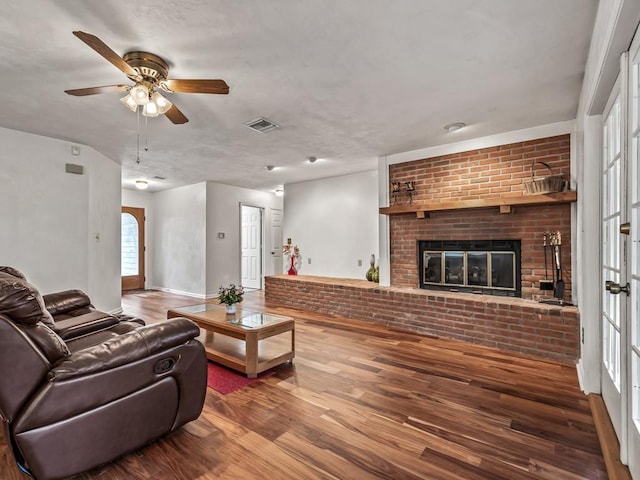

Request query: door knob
[
  {"left": 606, "top": 281, "right": 630, "bottom": 296},
  {"left": 620, "top": 222, "right": 630, "bottom": 235}
]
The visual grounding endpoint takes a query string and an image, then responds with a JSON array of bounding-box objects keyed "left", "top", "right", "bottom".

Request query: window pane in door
[
  {"left": 603, "top": 92, "right": 622, "bottom": 392},
  {"left": 121, "top": 213, "right": 139, "bottom": 276}
]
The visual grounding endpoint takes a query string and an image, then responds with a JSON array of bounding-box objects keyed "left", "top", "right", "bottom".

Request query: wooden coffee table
[{"left": 167, "top": 303, "right": 295, "bottom": 378}]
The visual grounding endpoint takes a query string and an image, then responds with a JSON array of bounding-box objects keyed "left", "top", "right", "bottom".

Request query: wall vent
[
  {"left": 65, "top": 163, "right": 84, "bottom": 175},
  {"left": 243, "top": 117, "right": 280, "bottom": 133}
]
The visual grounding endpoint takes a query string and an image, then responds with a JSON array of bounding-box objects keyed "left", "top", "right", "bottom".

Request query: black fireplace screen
[{"left": 418, "top": 240, "right": 521, "bottom": 296}]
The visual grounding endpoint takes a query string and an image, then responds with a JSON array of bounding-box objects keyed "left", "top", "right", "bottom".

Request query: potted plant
[{"left": 218, "top": 284, "right": 245, "bottom": 314}]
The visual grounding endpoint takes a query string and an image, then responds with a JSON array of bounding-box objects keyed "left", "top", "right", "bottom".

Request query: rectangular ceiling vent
[
  {"left": 153, "top": 175, "right": 166, "bottom": 180},
  {"left": 243, "top": 117, "right": 280, "bottom": 133}
]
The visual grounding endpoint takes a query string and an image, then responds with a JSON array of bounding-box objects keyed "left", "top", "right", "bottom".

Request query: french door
[
  {"left": 601, "top": 34, "right": 640, "bottom": 476},
  {"left": 628, "top": 34, "right": 640, "bottom": 477}
]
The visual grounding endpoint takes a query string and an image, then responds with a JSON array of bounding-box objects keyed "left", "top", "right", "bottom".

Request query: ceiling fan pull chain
[
  {"left": 144, "top": 115, "right": 149, "bottom": 152},
  {"left": 136, "top": 107, "right": 141, "bottom": 164}
]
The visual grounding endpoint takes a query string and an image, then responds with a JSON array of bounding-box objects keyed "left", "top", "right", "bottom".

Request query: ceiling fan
[{"left": 65, "top": 31, "right": 229, "bottom": 124}]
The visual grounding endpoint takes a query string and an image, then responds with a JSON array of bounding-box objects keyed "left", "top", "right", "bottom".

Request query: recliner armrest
[
  {"left": 49, "top": 318, "right": 200, "bottom": 381},
  {"left": 43, "top": 290, "right": 92, "bottom": 317},
  {"left": 54, "top": 311, "right": 119, "bottom": 340}
]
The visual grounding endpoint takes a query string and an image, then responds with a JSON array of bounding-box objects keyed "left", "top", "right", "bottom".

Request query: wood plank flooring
[{"left": 0, "top": 290, "right": 607, "bottom": 479}]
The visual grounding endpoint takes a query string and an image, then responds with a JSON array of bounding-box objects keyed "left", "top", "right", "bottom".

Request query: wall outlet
[
  {"left": 218, "top": 232, "right": 225, "bottom": 239},
  {"left": 357, "top": 259, "right": 362, "bottom": 266}
]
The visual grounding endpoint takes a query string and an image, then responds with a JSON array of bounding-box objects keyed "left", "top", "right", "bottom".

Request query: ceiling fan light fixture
[
  {"left": 130, "top": 84, "right": 150, "bottom": 105},
  {"left": 120, "top": 93, "right": 138, "bottom": 112},
  {"left": 142, "top": 101, "right": 159, "bottom": 117},
  {"left": 135, "top": 180, "right": 149, "bottom": 190},
  {"left": 151, "top": 91, "right": 172, "bottom": 114}
]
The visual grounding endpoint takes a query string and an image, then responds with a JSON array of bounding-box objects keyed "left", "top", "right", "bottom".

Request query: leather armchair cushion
[
  {"left": 0, "top": 273, "right": 55, "bottom": 329},
  {"left": 43, "top": 289, "right": 91, "bottom": 317},
  {"left": 0, "top": 266, "right": 27, "bottom": 280},
  {"left": 17, "top": 324, "right": 70, "bottom": 364}
]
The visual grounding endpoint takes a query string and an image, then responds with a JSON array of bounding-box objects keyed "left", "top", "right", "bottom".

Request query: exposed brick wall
[
  {"left": 265, "top": 275, "right": 579, "bottom": 364},
  {"left": 389, "top": 134, "right": 571, "bottom": 202},
  {"left": 388, "top": 134, "right": 572, "bottom": 301}
]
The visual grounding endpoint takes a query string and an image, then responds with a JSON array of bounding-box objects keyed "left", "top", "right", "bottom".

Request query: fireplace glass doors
[{"left": 419, "top": 240, "right": 521, "bottom": 296}]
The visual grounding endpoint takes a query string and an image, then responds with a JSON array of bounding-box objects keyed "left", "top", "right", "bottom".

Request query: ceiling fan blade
[
  {"left": 64, "top": 85, "right": 130, "bottom": 96},
  {"left": 73, "top": 31, "right": 141, "bottom": 80},
  {"left": 165, "top": 104, "right": 189, "bottom": 124},
  {"left": 163, "top": 79, "right": 229, "bottom": 94}
]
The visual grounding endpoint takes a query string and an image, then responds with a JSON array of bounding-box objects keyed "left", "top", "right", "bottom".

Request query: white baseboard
[{"left": 149, "top": 286, "right": 216, "bottom": 300}]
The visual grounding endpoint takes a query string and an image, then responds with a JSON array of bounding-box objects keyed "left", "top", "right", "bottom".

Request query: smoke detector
[{"left": 244, "top": 117, "right": 280, "bottom": 133}]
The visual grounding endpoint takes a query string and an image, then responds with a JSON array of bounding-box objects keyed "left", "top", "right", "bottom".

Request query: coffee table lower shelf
[{"left": 202, "top": 332, "right": 294, "bottom": 378}]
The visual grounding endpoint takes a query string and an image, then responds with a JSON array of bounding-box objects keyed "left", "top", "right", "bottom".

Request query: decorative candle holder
[{"left": 405, "top": 181, "right": 416, "bottom": 204}]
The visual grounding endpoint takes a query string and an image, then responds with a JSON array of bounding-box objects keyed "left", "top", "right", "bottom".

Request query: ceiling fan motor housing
[{"left": 123, "top": 51, "right": 169, "bottom": 83}]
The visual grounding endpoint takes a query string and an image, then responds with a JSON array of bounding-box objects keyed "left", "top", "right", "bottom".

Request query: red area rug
[{"left": 206, "top": 362, "right": 274, "bottom": 395}]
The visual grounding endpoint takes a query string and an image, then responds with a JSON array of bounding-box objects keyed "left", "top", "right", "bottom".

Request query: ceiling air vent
[
  {"left": 153, "top": 175, "right": 166, "bottom": 180},
  {"left": 243, "top": 117, "right": 280, "bottom": 133}
]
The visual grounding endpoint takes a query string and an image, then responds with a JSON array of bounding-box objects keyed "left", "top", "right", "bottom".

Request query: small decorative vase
[
  {"left": 372, "top": 266, "right": 379, "bottom": 283},
  {"left": 288, "top": 256, "right": 298, "bottom": 275},
  {"left": 225, "top": 303, "right": 237, "bottom": 314},
  {"left": 366, "top": 254, "right": 376, "bottom": 281}
]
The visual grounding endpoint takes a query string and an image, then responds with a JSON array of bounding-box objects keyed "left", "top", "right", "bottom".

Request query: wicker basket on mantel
[{"left": 524, "top": 161, "right": 566, "bottom": 194}]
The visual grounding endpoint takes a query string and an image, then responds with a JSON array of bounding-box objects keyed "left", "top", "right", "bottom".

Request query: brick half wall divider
[{"left": 265, "top": 275, "right": 580, "bottom": 364}]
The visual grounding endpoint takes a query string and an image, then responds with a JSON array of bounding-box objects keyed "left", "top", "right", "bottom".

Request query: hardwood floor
[{"left": 1, "top": 290, "right": 607, "bottom": 479}]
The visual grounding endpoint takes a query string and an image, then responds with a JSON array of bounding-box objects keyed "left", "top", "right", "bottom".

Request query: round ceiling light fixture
[
  {"left": 265, "top": 165, "right": 276, "bottom": 171},
  {"left": 306, "top": 156, "right": 317, "bottom": 163},
  {"left": 135, "top": 180, "right": 149, "bottom": 190},
  {"left": 444, "top": 122, "right": 466, "bottom": 132},
  {"left": 274, "top": 187, "right": 284, "bottom": 197}
]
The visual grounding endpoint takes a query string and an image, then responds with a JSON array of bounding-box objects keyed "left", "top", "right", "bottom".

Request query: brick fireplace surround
[{"left": 266, "top": 134, "right": 579, "bottom": 363}]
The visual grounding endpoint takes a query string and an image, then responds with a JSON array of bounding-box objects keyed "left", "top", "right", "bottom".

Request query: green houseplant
[{"left": 218, "top": 284, "right": 245, "bottom": 313}]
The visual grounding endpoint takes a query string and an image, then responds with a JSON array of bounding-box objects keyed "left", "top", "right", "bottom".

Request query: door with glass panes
[
  {"left": 121, "top": 207, "right": 145, "bottom": 291},
  {"left": 601, "top": 35, "right": 640, "bottom": 476}
]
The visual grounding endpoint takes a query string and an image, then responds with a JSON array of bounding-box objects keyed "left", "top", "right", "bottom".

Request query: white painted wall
[
  {"left": 152, "top": 183, "right": 207, "bottom": 297},
  {"left": 0, "top": 127, "right": 121, "bottom": 311},
  {"left": 205, "top": 182, "right": 283, "bottom": 296},
  {"left": 122, "top": 188, "right": 154, "bottom": 289},
  {"left": 87, "top": 149, "right": 122, "bottom": 312},
  {"left": 283, "top": 171, "right": 379, "bottom": 279}
]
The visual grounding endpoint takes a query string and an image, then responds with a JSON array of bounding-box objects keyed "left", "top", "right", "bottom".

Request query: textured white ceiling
[{"left": 0, "top": 1, "right": 597, "bottom": 192}]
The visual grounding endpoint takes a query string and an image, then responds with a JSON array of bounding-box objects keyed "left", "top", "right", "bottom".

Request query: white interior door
[
  {"left": 241, "top": 205, "right": 262, "bottom": 289},
  {"left": 270, "top": 208, "right": 283, "bottom": 273}
]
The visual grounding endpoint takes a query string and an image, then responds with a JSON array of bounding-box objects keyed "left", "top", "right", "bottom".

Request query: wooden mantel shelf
[{"left": 379, "top": 191, "right": 577, "bottom": 217}]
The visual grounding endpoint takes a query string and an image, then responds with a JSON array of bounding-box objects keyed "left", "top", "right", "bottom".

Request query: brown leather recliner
[
  {"left": 43, "top": 288, "right": 145, "bottom": 340},
  {"left": 0, "top": 269, "right": 207, "bottom": 480},
  {"left": 0, "top": 266, "right": 145, "bottom": 341}
]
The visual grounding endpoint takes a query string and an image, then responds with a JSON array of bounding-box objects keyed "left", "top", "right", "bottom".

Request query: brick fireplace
[
  {"left": 265, "top": 134, "right": 579, "bottom": 363},
  {"left": 388, "top": 134, "right": 572, "bottom": 301}
]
